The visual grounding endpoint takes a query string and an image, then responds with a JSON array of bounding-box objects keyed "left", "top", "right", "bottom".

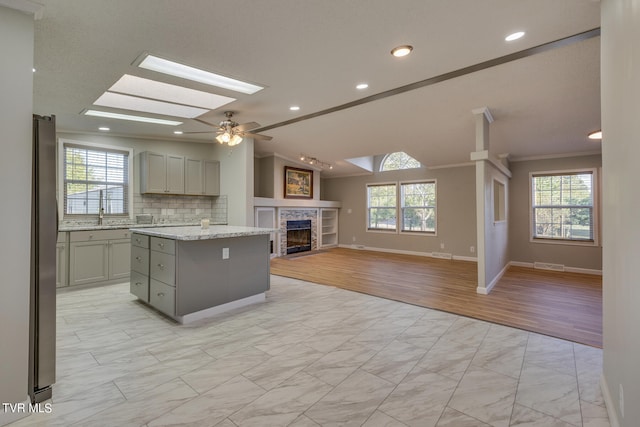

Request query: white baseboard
[
  {"left": 338, "top": 244, "right": 478, "bottom": 262},
  {"left": 509, "top": 261, "right": 602, "bottom": 276},
  {"left": 453, "top": 255, "right": 478, "bottom": 262},
  {"left": 477, "top": 262, "right": 509, "bottom": 295},
  {"left": 600, "top": 374, "right": 620, "bottom": 427},
  {"left": 177, "top": 293, "right": 266, "bottom": 324},
  {"left": 565, "top": 266, "right": 603, "bottom": 276},
  {"left": 509, "top": 261, "right": 534, "bottom": 268}
]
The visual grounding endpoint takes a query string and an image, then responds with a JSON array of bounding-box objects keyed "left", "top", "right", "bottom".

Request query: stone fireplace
[{"left": 279, "top": 209, "right": 318, "bottom": 256}]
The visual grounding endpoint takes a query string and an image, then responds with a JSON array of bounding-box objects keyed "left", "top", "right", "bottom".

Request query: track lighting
[{"left": 299, "top": 154, "right": 333, "bottom": 170}]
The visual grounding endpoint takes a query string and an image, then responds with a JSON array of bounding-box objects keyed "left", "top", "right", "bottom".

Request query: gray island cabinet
[{"left": 129, "top": 225, "right": 274, "bottom": 323}]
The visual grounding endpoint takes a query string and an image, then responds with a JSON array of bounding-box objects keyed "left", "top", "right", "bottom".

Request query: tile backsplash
[
  {"left": 60, "top": 195, "right": 227, "bottom": 227},
  {"left": 135, "top": 194, "right": 227, "bottom": 224}
]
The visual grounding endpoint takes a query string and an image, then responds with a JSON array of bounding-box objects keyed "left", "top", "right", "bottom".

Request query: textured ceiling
[{"left": 33, "top": 0, "right": 602, "bottom": 176}]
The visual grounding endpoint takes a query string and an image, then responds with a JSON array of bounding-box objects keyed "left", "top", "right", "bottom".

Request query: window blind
[{"left": 63, "top": 144, "right": 129, "bottom": 216}]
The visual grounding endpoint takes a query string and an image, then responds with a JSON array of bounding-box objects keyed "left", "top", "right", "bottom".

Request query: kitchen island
[{"left": 128, "top": 225, "right": 275, "bottom": 323}]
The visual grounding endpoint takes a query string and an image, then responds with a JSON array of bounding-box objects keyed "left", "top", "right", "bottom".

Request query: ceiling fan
[{"left": 186, "top": 111, "right": 272, "bottom": 146}]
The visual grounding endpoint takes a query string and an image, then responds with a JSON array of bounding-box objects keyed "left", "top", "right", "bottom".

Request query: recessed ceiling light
[
  {"left": 94, "top": 92, "right": 208, "bottom": 118},
  {"left": 505, "top": 31, "right": 525, "bottom": 42},
  {"left": 588, "top": 130, "right": 602, "bottom": 140},
  {"left": 391, "top": 45, "right": 413, "bottom": 57},
  {"left": 98, "top": 127, "right": 110, "bottom": 131},
  {"left": 32, "top": 68, "right": 36, "bottom": 73},
  {"left": 356, "top": 83, "right": 369, "bottom": 90},
  {"left": 173, "top": 130, "right": 183, "bottom": 135},
  {"left": 84, "top": 110, "right": 182, "bottom": 126},
  {"left": 289, "top": 106, "right": 300, "bottom": 111},
  {"left": 137, "top": 54, "right": 264, "bottom": 95},
  {"left": 109, "top": 75, "right": 235, "bottom": 110}
]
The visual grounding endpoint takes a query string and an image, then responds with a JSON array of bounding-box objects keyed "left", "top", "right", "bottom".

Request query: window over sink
[{"left": 60, "top": 139, "right": 133, "bottom": 218}]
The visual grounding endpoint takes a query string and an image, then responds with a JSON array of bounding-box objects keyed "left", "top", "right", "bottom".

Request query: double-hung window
[
  {"left": 531, "top": 170, "right": 595, "bottom": 242},
  {"left": 401, "top": 181, "right": 436, "bottom": 233},
  {"left": 63, "top": 142, "right": 130, "bottom": 217},
  {"left": 367, "top": 183, "right": 397, "bottom": 231}
]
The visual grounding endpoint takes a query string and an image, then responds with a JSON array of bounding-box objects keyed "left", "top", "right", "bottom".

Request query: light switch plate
[{"left": 222, "top": 247, "right": 229, "bottom": 259}]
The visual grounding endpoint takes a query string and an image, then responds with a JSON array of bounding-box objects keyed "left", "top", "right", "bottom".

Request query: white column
[{"left": 472, "top": 108, "right": 493, "bottom": 293}]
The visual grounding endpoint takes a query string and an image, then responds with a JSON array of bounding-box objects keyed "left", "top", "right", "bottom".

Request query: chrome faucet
[{"left": 98, "top": 189, "right": 104, "bottom": 225}]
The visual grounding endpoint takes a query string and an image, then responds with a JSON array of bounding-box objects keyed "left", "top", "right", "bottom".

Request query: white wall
[
  {"left": 601, "top": 1, "right": 640, "bottom": 426},
  {"left": 215, "top": 140, "right": 254, "bottom": 226},
  {"left": 0, "top": 5, "right": 34, "bottom": 425},
  {"left": 478, "top": 161, "right": 510, "bottom": 293}
]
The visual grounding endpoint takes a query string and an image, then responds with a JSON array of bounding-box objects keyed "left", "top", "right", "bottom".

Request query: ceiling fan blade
[
  {"left": 244, "top": 132, "right": 273, "bottom": 141},
  {"left": 235, "top": 121, "right": 260, "bottom": 132},
  {"left": 193, "top": 117, "right": 221, "bottom": 128},
  {"left": 182, "top": 131, "right": 215, "bottom": 134}
]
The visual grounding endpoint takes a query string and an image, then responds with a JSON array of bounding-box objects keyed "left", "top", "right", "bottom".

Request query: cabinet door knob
[
  {"left": 135, "top": 239, "right": 141, "bottom": 244},
  {"left": 158, "top": 243, "right": 164, "bottom": 248},
  {"left": 157, "top": 292, "right": 165, "bottom": 297},
  {"left": 89, "top": 234, "right": 93, "bottom": 239},
  {"left": 158, "top": 263, "right": 164, "bottom": 269},
  {"left": 135, "top": 282, "right": 142, "bottom": 286},
  {"left": 135, "top": 256, "right": 141, "bottom": 261}
]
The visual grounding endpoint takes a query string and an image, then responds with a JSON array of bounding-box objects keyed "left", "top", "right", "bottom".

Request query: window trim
[
  {"left": 399, "top": 179, "right": 437, "bottom": 235},
  {"left": 366, "top": 182, "right": 398, "bottom": 233},
  {"left": 58, "top": 138, "right": 134, "bottom": 220},
  {"left": 528, "top": 168, "right": 599, "bottom": 246},
  {"left": 493, "top": 177, "right": 507, "bottom": 225}
]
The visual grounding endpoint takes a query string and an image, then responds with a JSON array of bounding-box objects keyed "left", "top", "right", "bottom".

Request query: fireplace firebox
[{"left": 286, "top": 220, "right": 312, "bottom": 254}]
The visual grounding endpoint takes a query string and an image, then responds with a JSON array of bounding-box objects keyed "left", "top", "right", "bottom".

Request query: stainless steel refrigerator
[{"left": 29, "top": 114, "right": 57, "bottom": 403}]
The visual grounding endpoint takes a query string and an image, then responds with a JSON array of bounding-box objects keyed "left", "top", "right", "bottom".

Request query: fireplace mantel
[{"left": 254, "top": 197, "right": 341, "bottom": 209}]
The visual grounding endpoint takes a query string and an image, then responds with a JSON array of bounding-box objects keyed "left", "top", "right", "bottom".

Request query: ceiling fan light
[
  {"left": 215, "top": 133, "right": 229, "bottom": 144},
  {"left": 228, "top": 134, "right": 243, "bottom": 146}
]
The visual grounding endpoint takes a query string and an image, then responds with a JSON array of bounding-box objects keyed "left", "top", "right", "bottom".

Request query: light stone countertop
[
  {"left": 128, "top": 225, "right": 277, "bottom": 241},
  {"left": 58, "top": 222, "right": 226, "bottom": 232}
]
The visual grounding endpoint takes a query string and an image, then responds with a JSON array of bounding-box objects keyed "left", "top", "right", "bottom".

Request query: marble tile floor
[{"left": 11, "top": 275, "right": 610, "bottom": 427}]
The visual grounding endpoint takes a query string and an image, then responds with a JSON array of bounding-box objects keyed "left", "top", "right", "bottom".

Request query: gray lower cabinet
[
  {"left": 130, "top": 232, "right": 270, "bottom": 321},
  {"left": 130, "top": 233, "right": 150, "bottom": 301},
  {"left": 109, "top": 239, "right": 132, "bottom": 281},
  {"left": 130, "top": 270, "right": 149, "bottom": 301},
  {"left": 68, "top": 229, "right": 131, "bottom": 287}
]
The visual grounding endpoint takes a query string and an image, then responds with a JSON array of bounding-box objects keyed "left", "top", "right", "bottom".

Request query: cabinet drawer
[
  {"left": 70, "top": 229, "right": 131, "bottom": 242},
  {"left": 130, "top": 271, "right": 149, "bottom": 302},
  {"left": 131, "top": 245, "right": 149, "bottom": 275},
  {"left": 131, "top": 233, "right": 149, "bottom": 249},
  {"left": 150, "top": 251, "right": 176, "bottom": 285},
  {"left": 149, "top": 279, "right": 175, "bottom": 317},
  {"left": 150, "top": 237, "right": 175, "bottom": 255}
]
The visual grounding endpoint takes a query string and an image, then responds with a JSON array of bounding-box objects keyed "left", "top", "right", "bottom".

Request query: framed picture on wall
[{"left": 284, "top": 166, "right": 313, "bottom": 199}]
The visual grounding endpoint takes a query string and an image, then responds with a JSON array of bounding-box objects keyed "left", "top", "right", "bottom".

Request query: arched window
[{"left": 380, "top": 152, "right": 421, "bottom": 171}]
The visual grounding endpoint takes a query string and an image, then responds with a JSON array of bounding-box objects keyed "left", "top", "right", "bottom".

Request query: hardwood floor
[{"left": 270, "top": 248, "right": 603, "bottom": 347}]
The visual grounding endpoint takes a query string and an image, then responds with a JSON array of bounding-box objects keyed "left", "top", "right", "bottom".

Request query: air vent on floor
[
  {"left": 431, "top": 252, "right": 453, "bottom": 260},
  {"left": 534, "top": 262, "right": 565, "bottom": 272}
]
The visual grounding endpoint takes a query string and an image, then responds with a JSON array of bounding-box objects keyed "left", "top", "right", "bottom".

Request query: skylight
[
  {"left": 84, "top": 110, "right": 182, "bottom": 126},
  {"left": 94, "top": 92, "right": 208, "bottom": 118},
  {"left": 109, "top": 75, "right": 236, "bottom": 110},
  {"left": 137, "top": 54, "right": 264, "bottom": 95}
]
